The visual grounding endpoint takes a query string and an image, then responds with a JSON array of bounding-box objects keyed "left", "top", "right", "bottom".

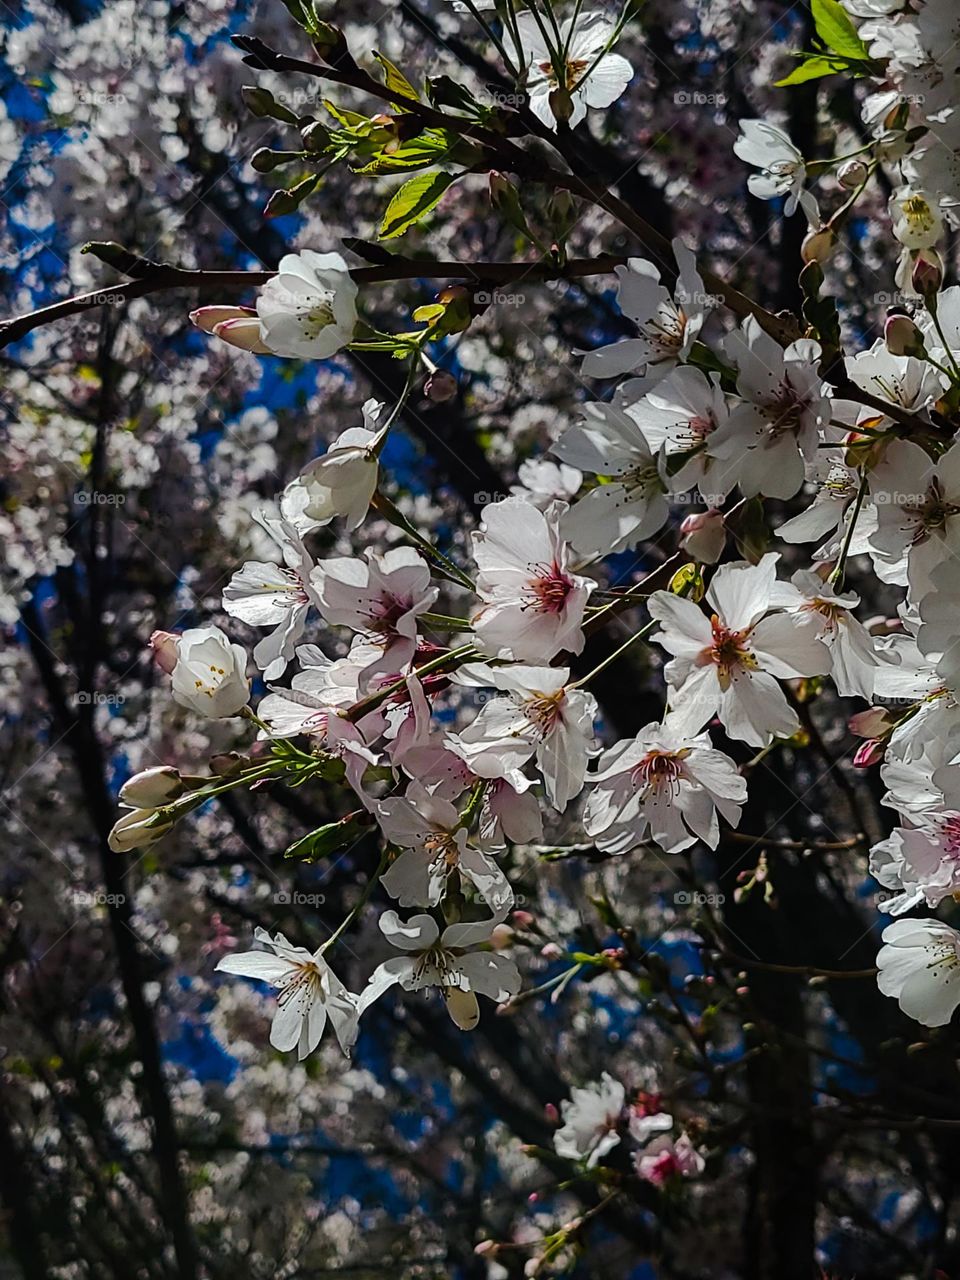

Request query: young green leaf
[
  {"left": 379, "top": 170, "right": 459, "bottom": 240},
  {"left": 811, "top": 0, "right": 869, "bottom": 60}
]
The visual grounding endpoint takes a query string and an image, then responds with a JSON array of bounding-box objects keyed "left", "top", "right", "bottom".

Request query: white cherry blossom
[
  {"left": 377, "top": 782, "right": 512, "bottom": 912},
  {"left": 553, "top": 1073, "right": 625, "bottom": 1167},
  {"left": 222, "top": 518, "right": 319, "bottom": 680},
  {"left": 256, "top": 249, "right": 358, "bottom": 359},
  {"left": 551, "top": 401, "right": 669, "bottom": 555},
  {"left": 877, "top": 918, "right": 960, "bottom": 1027},
  {"left": 515, "top": 10, "right": 632, "bottom": 131},
  {"left": 447, "top": 663, "right": 597, "bottom": 810},
  {"left": 581, "top": 239, "right": 713, "bottom": 382},
  {"left": 216, "top": 928, "right": 360, "bottom": 1057},
  {"left": 359, "top": 911, "right": 521, "bottom": 1030}
]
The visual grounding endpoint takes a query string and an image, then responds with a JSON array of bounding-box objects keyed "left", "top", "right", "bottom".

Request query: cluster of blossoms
[
  {"left": 551, "top": 1072, "right": 704, "bottom": 1188},
  {"left": 119, "top": 201, "right": 960, "bottom": 1042}
]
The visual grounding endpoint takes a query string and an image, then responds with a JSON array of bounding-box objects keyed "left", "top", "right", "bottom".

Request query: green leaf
[
  {"left": 811, "top": 0, "right": 869, "bottom": 60},
  {"left": 379, "top": 170, "right": 459, "bottom": 240},
  {"left": 373, "top": 52, "right": 420, "bottom": 102},
  {"left": 775, "top": 54, "right": 849, "bottom": 86},
  {"left": 283, "top": 817, "right": 364, "bottom": 862}
]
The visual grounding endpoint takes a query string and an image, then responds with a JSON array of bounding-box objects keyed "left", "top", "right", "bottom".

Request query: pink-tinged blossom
[
  {"left": 773, "top": 570, "right": 882, "bottom": 700},
  {"left": 633, "top": 1132, "right": 705, "bottom": 1186},
  {"left": 190, "top": 304, "right": 271, "bottom": 353},
  {"left": 868, "top": 439, "right": 960, "bottom": 596},
  {"left": 470, "top": 499, "right": 594, "bottom": 662},
  {"left": 447, "top": 664, "right": 597, "bottom": 811},
  {"left": 708, "top": 319, "right": 831, "bottom": 500},
  {"left": 871, "top": 810, "right": 960, "bottom": 914},
  {"left": 311, "top": 546, "right": 438, "bottom": 690},
  {"left": 648, "top": 554, "right": 831, "bottom": 747},
  {"left": 584, "top": 721, "right": 746, "bottom": 854},
  {"left": 215, "top": 928, "right": 360, "bottom": 1058}
]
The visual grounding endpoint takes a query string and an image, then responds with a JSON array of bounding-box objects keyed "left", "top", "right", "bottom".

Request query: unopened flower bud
[
  {"left": 119, "top": 766, "right": 184, "bottom": 808},
  {"left": 548, "top": 86, "right": 574, "bottom": 124},
  {"left": 884, "top": 313, "right": 925, "bottom": 357},
  {"left": 801, "top": 227, "right": 836, "bottom": 265},
  {"left": 300, "top": 121, "right": 330, "bottom": 153},
  {"left": 250, "top": 147, "right": 301, "bottom": 173},
  {"left": 424, "top": 371, "right": 458, "bottom": 402},
  {"left": 912, "top": 247, "right": 944, "bottom": 298},
  {"left": 544, "top": 1102, "right": 560, "bottom": 1124},
  {"left": 474, "top": 1241, "right": 499, "bottom": 1257},
  {"left": 837, "top": 159, "right": 868, "bottom": 189},
  {"left": 490, "top": 923, "right": 515, "bottom": 950},
  {"left": 679, "top": 509, "right": 725, "bottom": 564},
  {"left": 540, "top": 942, "right": 563, "bottom": 960},
  {"left": 853, "top": 738, "right": 885, "bottom": 768},
  {"left": 848, "top": 706, "right": 894, "bottom": 738},
  {"left": 511, "top": 909, "right": 534, "bottom": 928},
  {"left": 149, "top": 630, "right": 180, "bottom": 675}
]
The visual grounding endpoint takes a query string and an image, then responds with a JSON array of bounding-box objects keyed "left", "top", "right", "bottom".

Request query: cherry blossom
[
  {"left": 256, "top": 249, "right": 358, "bottom": 359},
  {"left": 583, "top": 721, "right": 746, "bottom": 854},
  {"left": 553, "top": 1074, "right": 626, "bottom": 1167},
  {"left": 359, "top": 910, "right": 521, "bottom": 1030},
  {"left": 216, "top": 928, "right": 360, "bottom": 1057},
  {"left": 877, "top": 918, "right": 960, "bottom": 1027},
  {"left": 514, "top": 10, "right": 632, "bottom": 131},
  {"left": 648, "top": 555, "right": 831, "bottom": 747},
  {"left": 470, "top": 498, "right": 594, "bottom": 661}
]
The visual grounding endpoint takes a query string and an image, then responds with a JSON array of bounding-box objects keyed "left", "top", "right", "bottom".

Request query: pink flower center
[{"left": 524, "top": 562, "right": 574, "bottom": 615}]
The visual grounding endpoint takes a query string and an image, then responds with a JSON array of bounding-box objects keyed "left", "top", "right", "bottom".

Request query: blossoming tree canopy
[{"left": 9, "top": 0, "right": 960, "bottom": 1270}]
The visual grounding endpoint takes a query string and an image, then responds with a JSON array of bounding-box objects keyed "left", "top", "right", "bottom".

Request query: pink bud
[
  {"left": 680, "top": 508, "right": 725, "bottom": 564},
  {"left": 853, "top": 738, "right": 885, "bottom": 768},
  {"left": 540, "top": 942, "right": 563, "bottom": 961},
  {"left": 474, "top": 1241, "right": 498, "bottom": 1256},
  {"left": 848, "top": 706, "right": 894, "bottom": 738},
  {"left": 912, "top": 247, "right": 944, "bottom": 298},
  {"left": 189, "top": 305, "right": 254, "bottom": 333},
  {"left": 212, "top": 316, "right": 272, "bottom": 355},
  {"left": 149, "top": 630, "right": 180, "bottom": 676},
  {"left": 544, "top": 1102, "right": 560, "bottom": 1124},
  {"left": 511, "top": 909, "right": 535, "bottom": 928}
]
